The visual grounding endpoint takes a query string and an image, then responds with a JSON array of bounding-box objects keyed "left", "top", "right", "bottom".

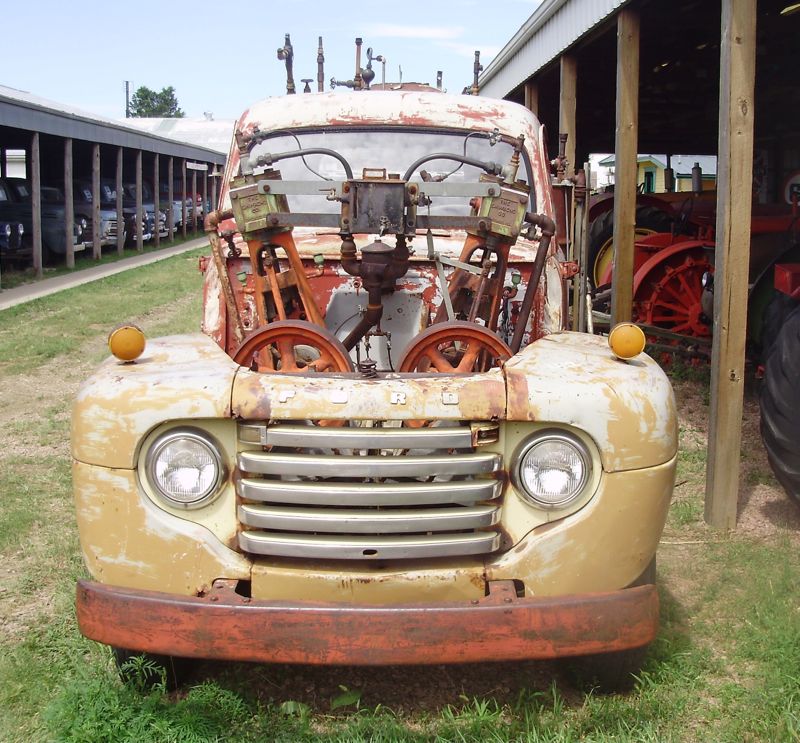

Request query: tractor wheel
[
  {"left": 759, "top": 291, "right": 800, "bottom": 363},
  {"left": 588, "top": 205, "right": 673, "bottom": 287},
  {"left": 760, "top": 303, "right": 800, "bottom": 507}
]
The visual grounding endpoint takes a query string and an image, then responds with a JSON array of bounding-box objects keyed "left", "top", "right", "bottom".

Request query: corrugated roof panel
[{"left": 480, "top": 0, "right": 627, "bottom": 99}]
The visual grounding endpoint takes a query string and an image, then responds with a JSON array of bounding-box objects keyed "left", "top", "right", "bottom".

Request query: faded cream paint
[
  {"left": 73, "top": 461, "right": 249, "bottom": 595},
  {"left": 505, "top": 332, "right": 677, "bottom": 472},
  {"left": 72, "top": 335, "right": 239, "bottom": 469}
]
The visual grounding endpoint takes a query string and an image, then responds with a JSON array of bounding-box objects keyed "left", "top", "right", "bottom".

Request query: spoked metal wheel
[
  {"left": 233, "top": 319, "right": 354, "bottom": 373},
  {"left": 398, "top": 320, "right": 512, "bottom": 373}
]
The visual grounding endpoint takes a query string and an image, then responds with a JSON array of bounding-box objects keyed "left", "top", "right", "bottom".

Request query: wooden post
[
  {"left": 0, "top": 147, "right": 6, "bottom": 178},
  {"left": 705, "top": 0, "right": 757, "bottom": 529},
  {"left": 181, "top": 160, "right": 187, "bottom": 240},
  {"left": 210, "top": 166, "right": 218, "bottom": 215},
  {"left": 31, "top": 132, "right": 42, "bottom": 278},
  {"left": 92, "top": 143, "right": 101, "bottom": 259},
  {"left": 64, "top": 139, "right": 75, "bottom": 269},
  {"left": 559, "top": 55, "right": 577, "bottom": 175},
  {"left": 192, "top": 170, "right": 198, "bottom": 233},
  {"left": 116, "top": 147, "right": 124, "bottom": 254},
  {"left": 135, "top": 150, "right": 143, "bottom": 252},
  {"left": 202, "top": 168, "right": 208, "bottom": 229},
  {"left": 154, "top": 155, "right": 160, "bottom": 249},
  {"left": 610, "top": 8, "right": 640, "bottom": 325},
  {"left": 167, "top": 157, "right": 174, "bottom": 241},
  {"left": 524, "top": 80, "right": 539, "bottom": 118}
]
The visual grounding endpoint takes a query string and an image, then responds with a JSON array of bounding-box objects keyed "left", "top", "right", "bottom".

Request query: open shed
[
  {"left": 480, "top": 0, "right": 798, "bottom": 528},
  {"left": 0, "top": 85, "right": 226, "bottom": 275}
]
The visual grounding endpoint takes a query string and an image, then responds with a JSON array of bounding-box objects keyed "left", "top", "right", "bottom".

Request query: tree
[{"left": 129, "top": 86, "right": 185, "bottom": 118}]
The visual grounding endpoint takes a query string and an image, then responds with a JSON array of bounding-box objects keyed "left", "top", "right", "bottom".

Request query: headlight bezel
[
  {"left": 511, "top": 429, "right": 593, "bottom": 510},
  {"left": 144, "top": 427, "right": 226, "bottom": 510}
]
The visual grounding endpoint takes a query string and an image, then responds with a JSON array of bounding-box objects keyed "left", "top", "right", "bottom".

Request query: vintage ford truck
[{"left": 73, "top": 91, "right": 677, "bottom": 690}]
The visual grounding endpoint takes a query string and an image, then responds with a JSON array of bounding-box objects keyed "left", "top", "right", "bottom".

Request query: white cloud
[{"left": 364, "top": 23, "right": 465, "bottom": 40}]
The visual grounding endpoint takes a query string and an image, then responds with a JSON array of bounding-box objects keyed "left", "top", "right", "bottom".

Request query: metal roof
[
  {"left": 121, "top": 117, "right": 236, "bottom": 155},
  {"left": 0, "top": 85, "right": 225, "bottom": 163},
  {"left": 479, "top": 0, "right": 628, "bottom": 99}
]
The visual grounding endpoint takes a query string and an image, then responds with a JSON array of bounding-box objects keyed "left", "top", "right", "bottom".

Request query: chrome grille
[{"left": 236, "top": 422, "right": 504, "bottom": 561}]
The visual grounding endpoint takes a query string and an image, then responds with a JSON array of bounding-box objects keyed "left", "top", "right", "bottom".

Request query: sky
[{"left": 4, "top": 0, "right": 541, "bottom": 122}]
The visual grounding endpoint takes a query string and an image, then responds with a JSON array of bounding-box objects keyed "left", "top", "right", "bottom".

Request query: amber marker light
[
  {"left": 108, "top": 324, "right": 146, "bottom": 362},
  {"left": 608, "top": 322, "right": 646, "bottom": 360}
]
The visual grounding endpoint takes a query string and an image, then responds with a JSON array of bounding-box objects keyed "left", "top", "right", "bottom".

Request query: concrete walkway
[{"left": 0, "top": 237, "right": 208, "bottom": 312}]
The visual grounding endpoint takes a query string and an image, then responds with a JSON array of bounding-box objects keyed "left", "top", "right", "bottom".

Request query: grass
[
  {"left": 0, "top": 230, "right": 205, "bottom": 291},
  {"left": 0, "top": 253, "right": 798, "bottom": 741}
]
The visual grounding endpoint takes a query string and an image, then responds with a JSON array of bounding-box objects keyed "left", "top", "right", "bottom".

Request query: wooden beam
[
  {"left": 154, "top": 155, "right": 160, "bottom": 249},
  {"left": 704, "top": 0, "right": 757, "bottom": 529},
  {"left": 31, "top": 132, "right": 42, "bottom": 278},
  {"left": 135, "top": 150, "right": 143, "bottom": 252},
  {"left": 92, "top": 143, "right": 101, "bottom": 260},
  {"left": 181, "top": 160, "right": 187, "bottom": 240},
  {"left": 116, "top": 147, "right": 124, "bottom": 254},
  {"left": 202, "top": 169, "right": 208, "bottom": 231},
  {"left": 168, "top": 157, "right": 174, "bottom": 241},
  {"left": 610, "top": 8, "right": 640, "bottom": 324},
  {"left": 64, "top": 139, "right": 75, "bottom": 269},
  {"left": 210, "top": 167, "right": 218, "bottom": 217},
  {"left": 524, "top": 81, "right": 539, "bottom": 118},
  {"left": 0, "top": 147, "right": 6, "bottom": 178},
  {"left": 559, "top": 55, "right": 577, "bottom": 174}
]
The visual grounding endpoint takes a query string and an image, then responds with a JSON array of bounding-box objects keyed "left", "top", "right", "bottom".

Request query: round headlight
[
  {"left": 145, "top": 429, "right": 225, "bottom": 508},
  {"left": 79, "top": 217, "right": 88, "bottom": 229},
  {"left": 17, "top": 223, "right": 24, "bottom": 235},
  {"left": 3, "top": 224, "right": 11, "bottom": 237},
  {"left": 513, "top": 431, "right": 591, "bottom": 509}
]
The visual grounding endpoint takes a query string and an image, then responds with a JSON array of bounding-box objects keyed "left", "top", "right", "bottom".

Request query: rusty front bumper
[{"left": 76, "top": 578, "right": 658, "bottom": 665}]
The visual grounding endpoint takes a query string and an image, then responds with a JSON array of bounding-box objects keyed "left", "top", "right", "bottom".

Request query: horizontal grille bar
[
  {"left": 238, "top": 477, "right": 501, "bottom": 506},
  {"left": 238, "top": 451, "right": 501, "bottom": 478},
  {"left": 239, "top": 423, "right": 488, "bottom": 449},
  {"left": 238, "top": 530, "right": 501, "bottom": 560},
  {"left": 239, "top": 503, "right": 499, "bottom": 533}
]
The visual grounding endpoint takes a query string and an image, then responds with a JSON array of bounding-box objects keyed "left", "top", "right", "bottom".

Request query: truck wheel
[
  {"left": 588, "top": 205, "right": 673, "bottom": 287},
  {"left": 565, "top": 559, "right": 655, "bottom": 693},
  {"left": 760, "top": 303, "right": 800, "bottom": 506},
  {"left": 111, "top": 647, "right": 192, "bottom": 690}
]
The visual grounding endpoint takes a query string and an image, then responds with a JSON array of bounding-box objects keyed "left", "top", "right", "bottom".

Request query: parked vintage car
[
  {"left": 0, "top": 177, "right": 81, "bottom": 259},
  {"left": 0, "top": 218, "right": 24, "bottom": 263},
  {"left": 71, "top": 179, "right": 124, "bottom": 248},
  {"left": 73, "top": 91, "right": 677, "bottom": 691}
]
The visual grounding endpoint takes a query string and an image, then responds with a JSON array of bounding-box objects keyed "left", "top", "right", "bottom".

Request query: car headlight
[
  {"left": 145, "top": 428, "right": 225, "bottom": 509},
  {"left": 17, "top": 223, "right": 24, "bottom": 235},
  {"left": 3, "top": 224, "right": 11, "bottom": 237},
  {"left": 512, "top": 430, "right": 592, "bottom": 509},
  {"left": 79, "top": 217, "right": 88, "bottom": 230}
]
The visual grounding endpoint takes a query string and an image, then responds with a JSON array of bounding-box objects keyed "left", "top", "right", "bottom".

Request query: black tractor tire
[
  {"left": 759, "top": 291, "right": 800, "bottom": 363},
  {"left": 111, "top": 647, "right": 192, "bottom": 691},
  {"left": 587, "top": 205, "right": 673, "bottom": 287},
  {"left": 760, "top": 303, "right": 800, "bottom": 507}
]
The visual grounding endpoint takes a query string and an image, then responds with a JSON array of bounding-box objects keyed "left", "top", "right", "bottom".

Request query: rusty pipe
[
  {"left": 354, "top": 38, "right": 363, "bottom": 90},
  {"left": 342, "top": 285, "right": 383, "bottom": 351},
  {"left": 277, "top": 34, "right": 295, "bottom": 95},
  {"left": 204, "top": 209, "right": 245, "bottom": 343},
  {"left": 317, "top": 37, "right": 325, "bottom": 93},
  {"left": 510, "top": 213, "right": 556, "bottom": 353}
]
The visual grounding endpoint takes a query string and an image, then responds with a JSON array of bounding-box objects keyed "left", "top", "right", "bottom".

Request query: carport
[
  {"left": 0, "top": 85, "right": 226, "bottom": 275},
  {"left": 480, "top": 0, "right": 796, "bottom": 528}
]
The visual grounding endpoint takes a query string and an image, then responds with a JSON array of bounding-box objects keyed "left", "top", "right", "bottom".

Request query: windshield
[{"left": 249, "top": 128, "right": 534, "bottom": 216}]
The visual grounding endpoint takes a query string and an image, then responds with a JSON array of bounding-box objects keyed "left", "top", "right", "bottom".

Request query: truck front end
[{"left": 73, "top": 92, "right": 676, "bottom": 684}]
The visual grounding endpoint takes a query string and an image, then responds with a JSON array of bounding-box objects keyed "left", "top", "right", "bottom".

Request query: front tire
[{"left": 760, "top": 303, "right": 800, "bottom": 506}]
